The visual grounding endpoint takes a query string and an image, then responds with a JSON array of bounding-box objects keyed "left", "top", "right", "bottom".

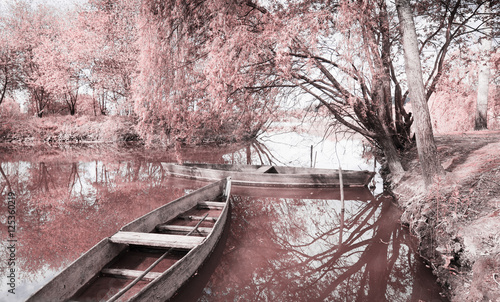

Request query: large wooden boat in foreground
[
  {"left": 27, "top": 178, "right": 232, "bottom": 302},
  {"left": 162, "top": 163, "right": 375, "bottom": 188}
]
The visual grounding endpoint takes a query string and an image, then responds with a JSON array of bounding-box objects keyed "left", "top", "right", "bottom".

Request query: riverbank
[
  {"left": 0, "top": 115, "right": 140, "bottom": 143},
  {"left": 393, "top": 130, "right": 500, "bottom": 301},
  {"left": 0, "top": 115, "right": 257, "bottom": 146}
]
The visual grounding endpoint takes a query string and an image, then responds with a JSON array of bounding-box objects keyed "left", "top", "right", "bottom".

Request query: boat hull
[
  {"left": 26, "top": 238, "right": 127, "bottom": 302},
  {"left": 128, "top": 181, "right": 230, "bottom": 301},
  {"left": 162, "top": 163, "right": 375, "bottom": 188},
  {"left": 27, "top": 178, "right": 231, "bottom": 302}
]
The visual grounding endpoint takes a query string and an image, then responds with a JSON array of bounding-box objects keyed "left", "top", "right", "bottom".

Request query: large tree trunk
[
  {"left": 474, "top": 4, "right": 492, "bottom": 130},
  {"left": 378, "top": 135, "right": 405, "bottom": 180},
  {"left": 396, "top": 0, "right": 444, "bottom": 187}
]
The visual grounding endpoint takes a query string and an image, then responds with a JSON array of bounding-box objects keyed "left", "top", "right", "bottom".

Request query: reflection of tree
[
  {"left": 0, "top": 142, "right": 277, "bottom": 298},
  {"left": 201, "top": 194, "right": 443, "bottom": 302},
  {"left": 249, "top": 141, "right": 275, "bottom": 165},
  {"left": 219, "top": 141, "right": 277, "bottom": 166},
  {"left": 0, "top": 143, "right": 240, "bottom": 165},
  {"left": 0, "top": 163, "right": 12, "bottom": 192},
  {"left": 68, "top": 162, "right": 82, "bottom": 196},
  {"left": 34, "top": 162, "right": 55, "bottom": 193},
  {"left": 0, "top": 160, "right": 198, "bottom": 287}
]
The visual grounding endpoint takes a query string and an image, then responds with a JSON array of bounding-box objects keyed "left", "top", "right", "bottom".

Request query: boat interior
[{"left": 69, "top": 199, "right": 225, "bottom": 301}]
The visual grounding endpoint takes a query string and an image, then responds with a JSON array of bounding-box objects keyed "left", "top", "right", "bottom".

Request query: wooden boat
[
  {"left": 162, "top": 163, "right": 375, "bottom": 188},
  {"left": 27, "top": 178, "right": 232, "bottom": 302}
]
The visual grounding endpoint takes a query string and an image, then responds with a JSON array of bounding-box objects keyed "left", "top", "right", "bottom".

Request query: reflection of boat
[
  {"left": 27, "top": 178, "right": 232, "bottom": 302},
  {"left": 162, "top": 163, "right": 375, "bottom": 188},
  {"left": 232, "top": 185, "right": 375, "bottom": 200}
]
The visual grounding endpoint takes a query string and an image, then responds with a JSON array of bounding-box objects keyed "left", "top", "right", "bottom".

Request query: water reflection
[
  {"left": 0, "top": 139, "right": 441, "bottom": 301},
  {"left": 194, "top": 191, "right": 445, "bottom": 302},
  {"left": 0, "top": 159, "right": 195, "bottom": 301}
]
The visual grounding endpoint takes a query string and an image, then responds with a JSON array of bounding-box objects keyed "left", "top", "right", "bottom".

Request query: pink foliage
[
  {"left": 0, "top": 0, "right": 138, "bottom": 117},
  {"left": 133, "top": 0, "right": 285, "bottom": 145},
  {"left": 1, "top": 0, "right": 499, "bottom": 148},
  {"left": 0, "top": 97, "right": 21, "bottom": 117},
  {"left": 2, "top": 1, "right": 60, "bottom": 117},
  {"left": 429, "top": 46, "right": 500, "bottom": 133},
  {"left": 429, "top": 92, "right": 476, "bottom": 133},
  {"left": 80, "top": 0, "right": 139, "bottom": 112}
]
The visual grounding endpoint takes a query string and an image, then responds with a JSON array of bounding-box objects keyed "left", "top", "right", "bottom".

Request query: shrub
[{"left": 0, "top": 98, "right": 22, "bottom": 118}]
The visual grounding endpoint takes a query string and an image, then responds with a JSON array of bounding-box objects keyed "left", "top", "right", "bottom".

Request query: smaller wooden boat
[
  {"left": 27, "top": 178, "right": 232, "bottom": 302},
  {"left": 162, "top": 163, "right": 375, "bottom": 188}
]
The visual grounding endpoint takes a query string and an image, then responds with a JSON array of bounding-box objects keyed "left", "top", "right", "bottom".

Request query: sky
[{"left": 0, "top": 0, "right": 88, "bottom": 11}]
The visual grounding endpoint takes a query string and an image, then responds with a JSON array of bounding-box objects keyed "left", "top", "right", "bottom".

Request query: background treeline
[{"left": 0, "top": 0, "right": 498, "bottom": 147}]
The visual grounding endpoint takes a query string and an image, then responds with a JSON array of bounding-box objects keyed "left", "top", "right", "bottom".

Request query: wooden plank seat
[
  {"left": 156, "top": 224, "right": 213, "bottom": 236},
  {"left": 197, "top": 201, "right": 226, "bottom": 209},
  {"left": 178, "top": 215, "right": 218, "bottom": 222},
  {"left": 110, "top": 232, "right": 204, "bottom": 249},
  {"left": 101, "top": 268, "right": 162, "bottom": 282}
]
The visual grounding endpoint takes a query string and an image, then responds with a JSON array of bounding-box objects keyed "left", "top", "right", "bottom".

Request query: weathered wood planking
[
  {"left": 156, "top": 224, "right": 213, "bottom": 236},
  {"left": 25, "top": 239, "right": 126, "bottom": 302},
  {"left": 178, "top": 215, "right": 218, "bottom": 222},
  {"left": 27, "top": 178, "right": 232, "bottom": 302},
  {"left": 198, "top": 201, "right": 226, "bottom": 209},
  {"left": 162, "top": 163, "right": 375, "bottom": 188},
  {"left": 126, "top": 182, "right": 231, "bottom": 301},
  {"left": 110, "top": 232, "right": 204, "bottom": 249},
  {"left": 101, "top": 268, "right": 162, "bottom": 282},
  {"left": 120, "top": 180, "right": 227, "bottom": 233}
]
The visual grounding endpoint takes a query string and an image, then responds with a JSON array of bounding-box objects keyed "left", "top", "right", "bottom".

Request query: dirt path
[{"left": 393, "top": 130, "right": 500, "bottom": 301}]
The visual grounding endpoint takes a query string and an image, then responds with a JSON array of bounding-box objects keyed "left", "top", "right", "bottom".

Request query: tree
[
  {"left": 78, "top": 0, "right": 139, "bottom": 116},
  {"left": 144, "top": 1, "right": 394, "bottom": 177},
  {"left": 33, "top": 13, "right": 84, "bottom": 116},
  {"left": 475, "top": 2, "right": 493, "bottom": 130},
  {"left": 134, "top": 0, "right": 405, "bottom": 167},
  {"left": 3, "top": 1, "right": 60, "bottom": 117},
  {"left": 396, "top": 0, "right": 445, "bottom": 186},
  {"left": 0, "top": 20, "right": 19, "bottom": 107},
  {"left": 196, "top": 0, "right": 496, "bottom": 179},
  {"left": 425, "top": 1, "right": 499, "bottom": 133},
  {"left": 2, "top": 0, "right": 139, "bottom": 117}
]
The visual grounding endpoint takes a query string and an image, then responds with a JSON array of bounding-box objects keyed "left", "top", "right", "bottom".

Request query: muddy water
[{"left": 0, "top": 136, "right": 445, "bottom": 301}]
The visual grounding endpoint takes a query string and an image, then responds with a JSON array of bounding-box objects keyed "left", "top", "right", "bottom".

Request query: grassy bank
[
  {"left": 0, "top": 114, "right": 260, "bottom": 146},
  {"left": 0, "top": 115, "right": 140, "bottom": 144},
  {"left": 393, "top": 131, "right": 500, "bottom": 301}
]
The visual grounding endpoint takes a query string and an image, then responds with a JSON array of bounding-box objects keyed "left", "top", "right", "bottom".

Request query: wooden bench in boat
[
  {"left": 156, "top": 224, "right": 213, "bottom": 236},
  {"left": 178, "top": 215, "right": 218, "bottom": 222},
  {"left": 197, "top": 201, "right": 226, "bottom": 209},
  {"left": 110, "top": 232, "right": 204, "bottom": 249},
  {"left": 101, "top": 268, "right": 162, "bottom": 282}
]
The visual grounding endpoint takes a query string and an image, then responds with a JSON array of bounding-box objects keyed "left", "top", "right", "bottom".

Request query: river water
[{"left": 0, "top": 131, "right": 446, "bottom": 301}]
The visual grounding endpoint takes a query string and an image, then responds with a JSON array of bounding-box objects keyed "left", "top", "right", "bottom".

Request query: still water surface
[{"left": 0, "top": 132, "right": 446, "bottom": 301}]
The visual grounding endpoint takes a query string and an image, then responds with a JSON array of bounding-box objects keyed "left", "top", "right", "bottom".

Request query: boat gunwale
[{"left": 182, "top": 163, "right": 369, "bottom": 175}]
